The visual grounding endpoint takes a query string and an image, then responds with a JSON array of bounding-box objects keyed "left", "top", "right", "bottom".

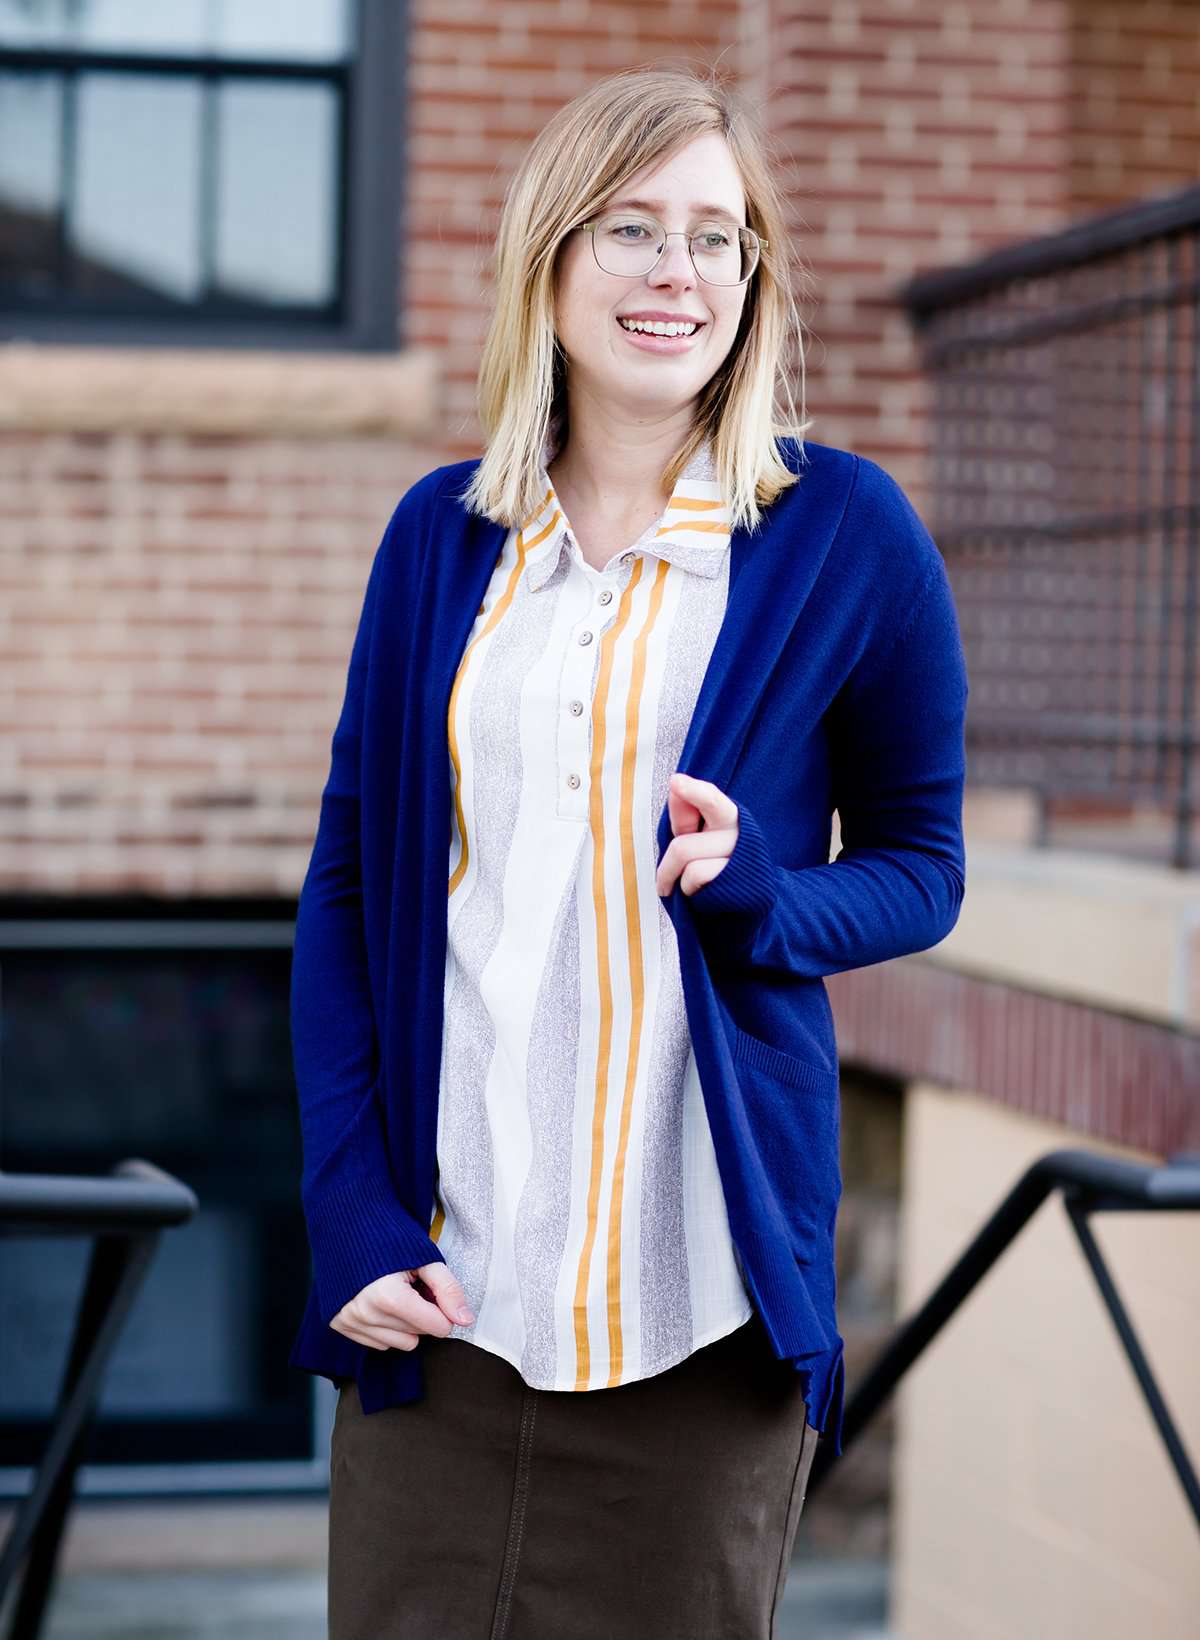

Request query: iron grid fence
[{"left": 902, "top": 184, "right": 1200, "bottom": 869}]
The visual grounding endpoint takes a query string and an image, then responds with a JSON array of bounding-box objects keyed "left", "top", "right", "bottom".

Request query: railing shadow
[
  {"left": 807, "top": 1147, "right": 1200, "bottom": 1534},
  {"left": 0, "top": 1161, "right": 198, "bottom": 1640}
]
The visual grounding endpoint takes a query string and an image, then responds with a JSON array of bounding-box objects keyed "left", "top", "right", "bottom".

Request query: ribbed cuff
[
  {"left": 305, "top": 1162, "right": 445, "bottom": 1328},
  {"left": 686, "top": 799, "right": 779, "bottom": 925}
]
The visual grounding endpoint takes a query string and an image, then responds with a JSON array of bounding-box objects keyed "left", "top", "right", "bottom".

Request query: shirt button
[
  {"left": 623, "top": 552, "right": 636, "bottom": 563},
  {"left": 569, "top": 700, "right": 584, "bottom": 716},
  {"left": 598, "top": 589, "right": 613, "bottom": 605},
  {"left": 578, "top": 630, "right": 594, "bottom": 645},
  {"left": 567, "top": 773, "right": 581, "bottom": 789}
]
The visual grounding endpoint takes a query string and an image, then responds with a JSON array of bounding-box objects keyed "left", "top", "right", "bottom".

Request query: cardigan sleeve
[
  {"left": 686, "top": 546, "right": 968, "bottom": 977},
  {"left": 291, "top": 498, "right": 447, "bottom": 1329}
]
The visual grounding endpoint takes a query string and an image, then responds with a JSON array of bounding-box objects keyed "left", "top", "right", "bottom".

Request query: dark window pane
[
  {"left": 0, "top": 936, "right": 313, "bottom": 1461},
  {"left": 71, "top": 71, "right": 203, "bottom": 302},
  {"left": 215, "top": 78, "right": 338, "bottom": 307},
  {"left": 0, "top": 69, "right": 61, "bottom": 296},
  {"left": 0, "top": 0, "right": 353, "bottom": 62}
]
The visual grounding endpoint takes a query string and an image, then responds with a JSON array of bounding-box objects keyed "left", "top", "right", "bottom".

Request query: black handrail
[
  {"left": 0, "top": 1161, "right": 198, "bottom": 1640},
  {"left": 806, "top": 1147, "right": 1200, "bottom": 1537},
  {"left": 902, "top": 183, "right": 1200, "bottom": 318}
]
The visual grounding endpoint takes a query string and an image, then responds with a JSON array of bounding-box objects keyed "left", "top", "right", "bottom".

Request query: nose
[{"left": 649, "top": 233, "right": 696, "bottom": 289}]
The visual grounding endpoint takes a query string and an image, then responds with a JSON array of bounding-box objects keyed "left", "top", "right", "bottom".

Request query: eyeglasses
[{"left": 574, "top": 213, "right": 766, "bottom": 287}]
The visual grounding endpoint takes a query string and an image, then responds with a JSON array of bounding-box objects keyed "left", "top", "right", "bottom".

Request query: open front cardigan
[{"left": 286, "top": 436, "right": 970, "bottom": 1457}]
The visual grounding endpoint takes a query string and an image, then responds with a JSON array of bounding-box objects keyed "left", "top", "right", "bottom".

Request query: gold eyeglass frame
[{"left": 573, "top": 215, "right": 767, "bottom": 287}]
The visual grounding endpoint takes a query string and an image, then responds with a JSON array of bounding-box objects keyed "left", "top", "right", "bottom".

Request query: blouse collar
[{"left": 517, "top": 424, "right": 732, "bottom": 593}]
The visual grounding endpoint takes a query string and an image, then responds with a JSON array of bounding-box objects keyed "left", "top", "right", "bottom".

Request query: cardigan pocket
[{"left": 730, "top": 1025, "right": 841, "bottom": 1267}]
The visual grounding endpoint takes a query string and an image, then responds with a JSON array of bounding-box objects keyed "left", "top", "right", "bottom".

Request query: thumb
[{"left": 417, "top": 1260, "right": 475, "bottom": 1325}]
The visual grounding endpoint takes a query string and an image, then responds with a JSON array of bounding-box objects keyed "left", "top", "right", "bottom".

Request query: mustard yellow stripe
[
  {"left": 447, "top": 530, "right": 536, "bottom": 898},
  {"left": 571, "top": 554, "right": 646, "bottom": 1389},
  {"left": 667, "top": 496, "right": 723, "bottom": 511},
  {"left": 654, "top": 519, "right": 731, "bottom": 537},
  {"left": 430, "top": 1159, "right": 445, "bottom": 1241},
  {"left": 518, "top": 486, "right": 555, "bottom": 534},
  {"left": 520, "top": 507, "right": 563, "bottom": 554},
  {"left": 603, "top": 554, "right": 671, "bottom": 1386}
]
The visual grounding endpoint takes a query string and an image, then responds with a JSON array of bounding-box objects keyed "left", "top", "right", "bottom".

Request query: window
[
  {"left": 0, "top": 904, "right": 331, "bottom": 1492},
  {"left": 0, "top": 0, "right": 403, "bottom": 349}
]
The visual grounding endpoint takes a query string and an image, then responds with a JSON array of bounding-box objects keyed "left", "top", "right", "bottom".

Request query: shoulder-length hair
[{"left": 458, "top": 64, "right": 812, "bottom": 535}]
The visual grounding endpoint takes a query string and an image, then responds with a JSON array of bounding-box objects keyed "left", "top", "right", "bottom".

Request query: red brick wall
[
  {"left": 767, "top": 0, "right": 1200, "bottom": 507},
  {"left": 3, "top": 0, "right": 1197, "bottom": 895},
  {"left": 0, "top": 429, "right": 442, "bottom": 894},
  {"left": 1066, "top": 0, "right": 1200, "bottom": 215},
  {"left": 768, "top": 0, "right": 1073, "bottom": 502}
]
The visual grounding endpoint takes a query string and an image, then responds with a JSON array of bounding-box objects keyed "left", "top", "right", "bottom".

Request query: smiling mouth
[{"left": 616, "top": 317, "right": 705, "bottom": 337}]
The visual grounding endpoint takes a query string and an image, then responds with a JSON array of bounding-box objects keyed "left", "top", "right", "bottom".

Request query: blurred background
[{"left": 0, "top": 1, "right": 1197, "bottom": 1636}]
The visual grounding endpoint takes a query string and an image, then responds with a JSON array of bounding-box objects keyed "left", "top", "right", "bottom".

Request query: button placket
[{"left": 555, "top": 562, "right": 623, "bottom": 822}]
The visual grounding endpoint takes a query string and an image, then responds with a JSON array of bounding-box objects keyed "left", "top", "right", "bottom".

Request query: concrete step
[{"left": 6, "top": 1558, "right": 902, "bottom": 1640}]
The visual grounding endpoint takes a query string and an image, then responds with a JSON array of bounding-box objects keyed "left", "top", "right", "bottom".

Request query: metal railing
[
  {"left": 0, "top": 1161, "right": 198, "bottom": 1640},
  {"left": 902, "top": 184, "right": 1200, "bottom": 868},
  {"left": 808, "top": 1147, "right": 1200, "bottom": 1537}
]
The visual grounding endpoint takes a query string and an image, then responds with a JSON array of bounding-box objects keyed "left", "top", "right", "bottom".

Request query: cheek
[
  {"left": 558, "top": 301, "right": 599, "bottom": 363},
  {"left": 706, "top": 297, "right": 746, "bottom": 361},
  {"left": 555, "top": 270, "right": 611, "bottom": 354}
]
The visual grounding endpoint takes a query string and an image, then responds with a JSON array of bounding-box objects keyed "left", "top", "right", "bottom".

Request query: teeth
[{"left": 618, "top": 318, "right": 698, "bottom": 337}]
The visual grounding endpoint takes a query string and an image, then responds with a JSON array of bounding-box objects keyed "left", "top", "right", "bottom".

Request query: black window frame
[{"left": 0, "top": 0, "right": 403, "bottom": 352}]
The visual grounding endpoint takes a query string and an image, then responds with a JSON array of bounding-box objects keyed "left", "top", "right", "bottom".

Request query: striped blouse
[{"left": 429, "top": 434, "right": 754, "bottom": 1391}]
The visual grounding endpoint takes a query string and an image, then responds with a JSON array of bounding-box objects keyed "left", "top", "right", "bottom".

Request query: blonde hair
[{"left": 458, "top": 64, "right": 812, "bottom": 534}]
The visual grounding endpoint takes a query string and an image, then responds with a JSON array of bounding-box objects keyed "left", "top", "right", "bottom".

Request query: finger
[
  {"left": 665, "top": 779, "right": 703, "bottom": 836},
  {"left": 331, "top": 1320, "right": 387, "bottom": 1350},
  {"left": 680, "top": 854, "right": 731, "bottom": 895},
  {"left": 361, "top": 1324, "right": 423, "bottom": 1351},
  {"left": 656, "top": 826, "right": 738, "bottom": 895},
  {"left": 417, "top": 1261, "right": 476, "bottom": 1325},
  {"left": 669, "top": 772, "right": 738, "bottom": 830},
  {"left": 333, "top": 1317, "right": 423, "bottom": 1351},
  {"left": 364, "top": 1283, "right": 455, "bottom": 1337}
]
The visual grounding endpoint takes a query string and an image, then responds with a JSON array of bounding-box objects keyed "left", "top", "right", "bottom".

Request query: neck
[{"left": 547, "top": 384, "right": 698, "bottom": 515}]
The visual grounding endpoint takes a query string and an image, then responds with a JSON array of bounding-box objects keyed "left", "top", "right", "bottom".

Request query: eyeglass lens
[{"left": 591, "top": 215, "right": 758, "bottom": 285}]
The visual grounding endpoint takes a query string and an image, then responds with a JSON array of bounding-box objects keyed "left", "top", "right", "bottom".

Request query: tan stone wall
[
  {"left": 892, "top": 1081, "right": 1199, "bottom": 1639},
  {"left": 883, "top": 811, "right": 1200, "bottom": 1634}
]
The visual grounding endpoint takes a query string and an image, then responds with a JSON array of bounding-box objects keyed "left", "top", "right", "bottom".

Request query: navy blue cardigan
[{"left": 286, "top": 437, "right": 969, "bottom": 1457}]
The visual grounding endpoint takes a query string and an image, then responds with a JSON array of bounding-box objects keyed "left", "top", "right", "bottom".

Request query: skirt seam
[{"left": 489, "top": 1386, "right": 539, "bottom": 1640}]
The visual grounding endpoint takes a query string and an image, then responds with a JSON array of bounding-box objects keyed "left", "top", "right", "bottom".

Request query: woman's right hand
[{"left": 330, "top": 1262, "right": 475, "bottom": 1351}]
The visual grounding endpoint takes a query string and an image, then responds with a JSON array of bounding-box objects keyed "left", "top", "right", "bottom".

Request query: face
[{"left": 552, "top": 131, "right": 752, "bottom": 423}]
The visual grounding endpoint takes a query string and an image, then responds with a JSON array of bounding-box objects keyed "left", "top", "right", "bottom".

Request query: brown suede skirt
[{"left": 327, "top": 1308, "right": 820, "bottom": 1640}]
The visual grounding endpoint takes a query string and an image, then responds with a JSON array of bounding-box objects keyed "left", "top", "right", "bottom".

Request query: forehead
[{"left": 606, "top": 133, "right": 746, "bottom": 221}]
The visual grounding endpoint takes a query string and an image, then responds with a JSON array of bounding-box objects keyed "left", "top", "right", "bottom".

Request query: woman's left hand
[{"left": 655, "top": 771, "right": 738, "bottom": 898}]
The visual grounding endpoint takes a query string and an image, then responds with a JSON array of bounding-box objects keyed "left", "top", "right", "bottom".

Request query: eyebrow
[{"left": 604, "top": 197, "right": 745, "bottom": 226}]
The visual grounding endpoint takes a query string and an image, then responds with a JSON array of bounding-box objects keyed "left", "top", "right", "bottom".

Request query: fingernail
[{"left": 457, "top": 1307, "right": 474, "bottom": 1324}]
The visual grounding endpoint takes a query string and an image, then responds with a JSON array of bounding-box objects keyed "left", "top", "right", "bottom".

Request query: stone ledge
[
  {"left": 0, "top": 341, "right": 441, "bottom": 437},
  {"left": 941, "top": 834, "right": 1200, "bottom": 1028}
]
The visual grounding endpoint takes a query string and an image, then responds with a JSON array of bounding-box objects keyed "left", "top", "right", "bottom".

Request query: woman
[{"left": 288, "top": 64, "right": 969, "bottom": 1640}]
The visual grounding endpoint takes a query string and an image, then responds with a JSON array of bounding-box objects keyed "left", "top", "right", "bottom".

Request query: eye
[
  {"left": 608, "top": 221, "right": 652, "bottom": 241},
  {"left": 695, "top": 228, "right": 733, "bottom": 250}
]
